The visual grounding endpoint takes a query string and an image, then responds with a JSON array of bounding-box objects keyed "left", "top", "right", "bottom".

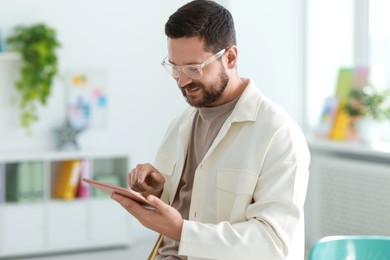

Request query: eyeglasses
[{"left": 161, "top": 49, "right": 226, "bottom": 80}]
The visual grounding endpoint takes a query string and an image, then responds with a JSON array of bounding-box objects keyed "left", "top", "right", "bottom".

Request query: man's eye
[{"left": 187, "top": 66, "right": 199, "bottom": 72}]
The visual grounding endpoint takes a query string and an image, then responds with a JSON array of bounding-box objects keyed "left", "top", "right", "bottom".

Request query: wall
[
  {"left": 232, "top": 0, "right": 305, "bottom": 127},
  {"left": 0, "top": 0, "right": 305, "bottom": 165},
  {"left": 0, "top": 0, "right": 189, "bottom": 165},
  {"left": 305, "top": 0, "right": 354, "bottom": 130}
]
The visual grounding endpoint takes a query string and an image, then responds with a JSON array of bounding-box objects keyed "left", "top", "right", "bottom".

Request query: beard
[{"left": 181, "top": 67, "right": 229, "bottom": 107}]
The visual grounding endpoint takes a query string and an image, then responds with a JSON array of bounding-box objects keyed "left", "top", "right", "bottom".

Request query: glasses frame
[{"left": 161, "top": 49, "right": 226, "bottom": 80}]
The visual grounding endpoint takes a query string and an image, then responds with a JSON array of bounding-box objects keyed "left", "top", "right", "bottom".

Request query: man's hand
[
  {"left": 128, "top": 163, "right": 165, "bottom": 198},
  {"left": 111, "top": 193, "right": 183, "bottom": 241}
]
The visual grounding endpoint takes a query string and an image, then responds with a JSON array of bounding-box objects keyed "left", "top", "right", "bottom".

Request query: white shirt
[{"left": 154, "top": 79, "right": 310, "bottom": 260}]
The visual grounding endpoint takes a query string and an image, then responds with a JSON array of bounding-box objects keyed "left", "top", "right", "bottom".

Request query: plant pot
[{"left": 355, "top": 117, "right": 381, "bottom": 144}]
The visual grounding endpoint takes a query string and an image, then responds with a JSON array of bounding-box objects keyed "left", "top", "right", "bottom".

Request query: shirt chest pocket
[
  {"left": 154, "top": 151, "right": 177, "bottom": 204},
  {"left": 155, "top": 151, "right": 176, "bottom": 177},
  {"left": 216, "top": 169, "right": 258, "bottom": 222}
]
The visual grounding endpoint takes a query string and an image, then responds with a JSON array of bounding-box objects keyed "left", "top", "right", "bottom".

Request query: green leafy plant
[
  {"left": 344, "top": 85, "right": 390, "bottom": 121},
  {"left": 7, "top": 23, "right": 60, "bottom": 130}
]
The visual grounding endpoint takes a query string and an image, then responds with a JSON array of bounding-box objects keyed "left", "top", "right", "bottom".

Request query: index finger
[{"left": 135, "top": 164, "right": 156, "bottom": 189}]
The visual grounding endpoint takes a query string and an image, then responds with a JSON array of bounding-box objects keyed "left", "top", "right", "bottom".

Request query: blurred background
[{"left": 0, "top": 0, "right": 389, "bottom": 259}]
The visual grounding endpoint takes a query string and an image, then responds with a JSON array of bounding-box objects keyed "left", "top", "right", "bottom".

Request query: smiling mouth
[
  {"left": 186, "top": 86, "right": 200, "bottom": 91},
  {"left": 183, "top": 85, "right": 201, "bottom": 95}
]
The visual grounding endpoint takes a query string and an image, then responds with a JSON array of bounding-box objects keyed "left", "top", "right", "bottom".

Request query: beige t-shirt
[{"left": 156, "top": 97, "right": 239, "bottom": 259}]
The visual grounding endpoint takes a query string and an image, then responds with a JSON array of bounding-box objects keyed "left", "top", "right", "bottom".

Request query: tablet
[{"left": 82, "top": 178, "right": 156, "bottom": 210}]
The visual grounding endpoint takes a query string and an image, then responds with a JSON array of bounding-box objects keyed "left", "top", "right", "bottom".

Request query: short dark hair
[{"left": 165, "top": 0, "right": 236, "bottom": 53}]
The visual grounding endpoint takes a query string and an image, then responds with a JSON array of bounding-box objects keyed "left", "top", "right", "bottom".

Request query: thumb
[{"left": 147, "top": 194, "right": 166, "bottom": 210}]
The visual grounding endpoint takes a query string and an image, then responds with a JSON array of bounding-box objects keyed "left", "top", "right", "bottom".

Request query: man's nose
[{"left": 177, "top": 73, "right": 193, "bottom": 88}]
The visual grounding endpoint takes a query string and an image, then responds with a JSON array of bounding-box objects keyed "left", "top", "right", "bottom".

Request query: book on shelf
[
  {"left": 5, "top": 162, "right": 45, "bottom": 202},
  {"left": 77, "top": 160, "right": 90, "bottom": 199},
  {"left": 54, "top": 160, "right": 82, "bottom": 200},
  {"left": 329, "top": 104, "right": 350, "bottom": 140},
  {"left": 6, "top": 162, "right": 35, "bottom": 202},
  {"left": 18, "top": 163, "right": 31, "bottom": 201},
  {"left": 327, "top": 67, "right": 355, "bottom": 140},
  {"left": 31, "top": 162, "right": 44, "bottom": 201},
  {"left": 352, "top": 66, "right": 369, "bottom": 88},
  {"left": 317, "top": 96, "right": 340, "bottom": 137},
  {"left": 335, "top": 67, "right": 354, "bottom": 102},
  {"left": 0, "top": 164, "right": 4, "bottom": 204}
]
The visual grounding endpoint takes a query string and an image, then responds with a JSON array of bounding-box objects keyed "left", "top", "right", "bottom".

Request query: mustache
[{"left": 182, "top": 82, "right": 202, "bottom": 90}]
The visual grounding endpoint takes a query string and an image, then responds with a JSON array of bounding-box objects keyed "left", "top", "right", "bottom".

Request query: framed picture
[{"left": 65, "top": 70, "right": 108, "bottom": 130}]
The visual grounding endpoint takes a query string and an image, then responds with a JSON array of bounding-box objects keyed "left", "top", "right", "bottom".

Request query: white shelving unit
[{"left": 0, "top": 150, "right": 134, "bottom": 259}]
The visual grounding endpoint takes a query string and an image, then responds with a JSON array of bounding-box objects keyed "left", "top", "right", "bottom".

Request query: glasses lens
[
  {"left": 182, "top": 66, "right": 202, "bottom": 80},
  {"left": 162, "top": 62, "right": 178, "bottom": 78},
  {"left": 163, "top": 62, "right": 202, "bottom": 80}
]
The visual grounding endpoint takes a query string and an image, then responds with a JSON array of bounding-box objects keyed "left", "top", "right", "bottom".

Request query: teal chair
[{"left": 309, "top": 236, "right": 390, "bottom": 260}]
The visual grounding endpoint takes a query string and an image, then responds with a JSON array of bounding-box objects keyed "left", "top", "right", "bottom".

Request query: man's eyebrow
[
  {"left": 168, "top": 55, "right": 207, "bottom": 66},
  {"left": 169, "top": 59, "right": 203, "bottom": 66}
]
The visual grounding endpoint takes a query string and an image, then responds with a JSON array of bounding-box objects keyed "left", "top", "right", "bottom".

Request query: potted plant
[
  {"left": 344, "top": 85, "right": 390, "bottom": 142},
  {"left": 6, "top": 23, "right": 60, "bottom": 131}
]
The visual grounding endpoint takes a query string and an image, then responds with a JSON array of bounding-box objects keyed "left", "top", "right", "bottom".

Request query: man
[{"left": 112, "top": 1, "right": 310, "bottom": 259}]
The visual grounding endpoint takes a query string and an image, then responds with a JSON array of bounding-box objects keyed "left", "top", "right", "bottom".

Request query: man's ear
[{"left": 226, "top": 45, "right": 238, "bottom": 69}]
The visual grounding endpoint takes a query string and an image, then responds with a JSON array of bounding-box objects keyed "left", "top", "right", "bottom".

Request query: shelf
[
  {"left": 0, "top": 149, "right": 129, "bottom": 163},
  {"left": 0, "top": 150, "right": 133, "bottom": 258},
  {"left": 306, "top": 134, "right": 390, "bottom": 159}
]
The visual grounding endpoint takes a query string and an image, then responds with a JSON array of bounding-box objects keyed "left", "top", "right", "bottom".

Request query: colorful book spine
[
  {"left": 329, "top": 67, "right": 355, "bottom": 140},
  {"left": 335, "top": 68, "right": 354, "bottom": 102},
  {"left": 5, "top": 164, "right": 16, "bottom": 202},
  {"left": 329, "top": 104, "right": 350, "bottom": 140},
  {"left": 317, "top": 97, "right": 340, "bottom": 137},
  {"left": 5, "top": 162, "right": 31, "bottom": 202},
  {"left": 77, "top": 160, "right": 90, "bottom": 199},
  {"left": 30, "top": 162, "right": 44, "bottom": 201},
  {"left": 55, "top": 160, "right": 82, "bottom": 200},
  {"left": 18, "top": 163, "right": 32, "bottom": 201}
]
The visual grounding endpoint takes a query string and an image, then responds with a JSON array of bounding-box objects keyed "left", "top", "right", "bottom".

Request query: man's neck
[{"left": 214, "top": 77, "right": 248, "bottom": 107}]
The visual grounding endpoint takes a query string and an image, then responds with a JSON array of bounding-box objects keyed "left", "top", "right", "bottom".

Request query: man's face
[{"left": 167, "top": 37, "right": 229, "bottom": 107}]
